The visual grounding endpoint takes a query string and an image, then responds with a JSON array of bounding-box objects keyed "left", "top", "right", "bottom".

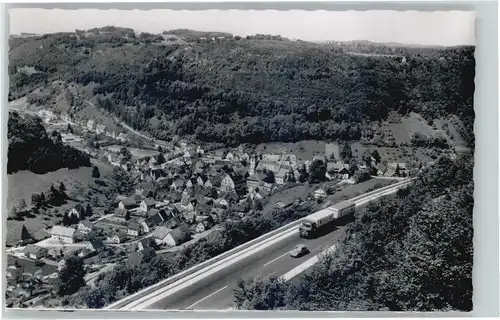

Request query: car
[{"left": 290, "top": 244, "right": 310, "bottom": 258}]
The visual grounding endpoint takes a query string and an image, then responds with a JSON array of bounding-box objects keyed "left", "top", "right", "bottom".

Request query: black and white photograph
[{"left": 5, "top": 8, "right": 476, "bottom": 312}]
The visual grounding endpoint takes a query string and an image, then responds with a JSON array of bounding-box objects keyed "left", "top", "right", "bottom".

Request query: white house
[
  {"left": 152, "top": 226, "right": 172, "bottom": 245},
  {"left": 163, "top": 227, "right": 191, "bottom": 247},
  {"left": 50, "top": 226, "right": 76, "bottom": 244},
  {"left": 220, "top": 174, "right": 235, "bottom": 193},
  {"left": 140, "top": 198, "right": 157, "bottom": 213},
  {"left": 225, "top": 152, "right": 235, "bottom": 162},
  {"left": 313, "top": 189, "right": 328, "bottom": 200},
  {"left": 77, "top": 220, "right": 94, "bottom": 234}
]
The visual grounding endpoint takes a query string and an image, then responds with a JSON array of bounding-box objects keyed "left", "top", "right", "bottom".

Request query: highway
[
  {"left": 110, "top": 179, "right": 412, "bottom": 311},
  {"left": 146, "top": 224, "right": 347, "bottom": 310}
]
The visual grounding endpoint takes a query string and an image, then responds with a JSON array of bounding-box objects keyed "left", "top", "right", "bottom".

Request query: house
[
  {"left": 137, "top": 237, "right": 157, "bottom": 252},
  {"left": 195, "top": 221, "right": 210, "bottom": 233},
  {"left": 85, "top": 239, "right": 105, "bottom": 252},
  {"left": 164, "top": 226, "right": 191, "bottom": 247},
  {"left": 204, "top": 179, "right": 213, "bottom": 189},
  {"left": 214, "top": 198, "right": 229, "bottom": 209},
  {"left": 214, "top": 150, "right": 226, "bottom": 161},
  {"left": 69, "top": 204, "right": 86, "bottom": 219},
  {"left": 114, "top": 208, "right": 130, "bottom": 222},
  {"left": 152, "top": 226, "right": 172, "bottom": 245},
  {"left": 127, "top": 222, "right": 142, "bottom": 237},
  {"left": 86, "top": 119, "right": 96, "bottom": 131},
  {"left": 48, "top": 247, "right": 64, "bottom": 259},
  {"left": 313, "top": 189, "right": 328, "bottom": 200},
  {"left": 77, "top": 220, "right": 94, "bottom": 234},
  {"left": 262, "top": 183, "right": 273, "bottom": 192},
  {"left": 182, "top": 211, "right": 197, "bottom": 224},
  {"left": 262, "top": 154, "right": 281, "bottom": 162},
  {"left": 118, "top": 197, "right": 140, "bottom": 210},
  {"left": 141, "top": 210, "right": 170, "bottom": 233},
  {"left": 247, "top": 173, "right": 264, "bottom": 192},
  {"left": 274, "top": 198, "right": 294, "bottom": 209},
  {"left": 117, "top": 132, "right": 128, "bottom": 142},
  {"left": 225, "top": 151, "right": 235, "bottom": 162},
  {"left": 127, "top": 247, "right": 157, "bottom": 268},
  {"left": 23, "top": 245, "right": 48, "bottom": 260},
  {"left": 220, "top": 174, "right": 236, "bottom": 193},
  {"left": 170, "top": 179, "right": 185, "bottom": 192},
  {"left": 6, "top": 265, "right": 22, "bottom": 281},
  {"left": 275, "top": 168, "right": 288, "bottom": 185},
  {"left": 140, "top": 198, "right": 157, "bottom": 213},
  {"left": 96, "top": 124, "right": 106, "bottom": 134},
  {"left": 107, "top": 232, "right": 127, "bottom": 244},
  {"left": 50, "top": 226, "right": 76, "bottom": 244}
]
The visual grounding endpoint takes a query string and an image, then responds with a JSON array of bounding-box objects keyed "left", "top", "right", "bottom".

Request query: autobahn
[{"left": 108, "top": 179, "right": 413, "bottom": 310}]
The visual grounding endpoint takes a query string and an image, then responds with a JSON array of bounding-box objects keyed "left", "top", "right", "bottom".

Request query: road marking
[
  {"left": 281, "top": 245, "right": 337, "bottom": 281},
  {"left": 185, "top": 286, "right": 227, "bottom": 309},
  {"left": 263, "top": 252, "right": 290, "bottom": 267},
  {"left": 129, "top": 229, "right": 298, "bottom": 310}
]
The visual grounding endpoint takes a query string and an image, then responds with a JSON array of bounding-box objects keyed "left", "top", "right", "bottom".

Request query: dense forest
[
  {"left": 8, "top": 111, "right": 91, "bottom": 174},
  {"left": 9, "top": 28, "right": 475, "bottom": 147},
  {"left": 233, "top": 151, "right": 474, "bottom": 311}
]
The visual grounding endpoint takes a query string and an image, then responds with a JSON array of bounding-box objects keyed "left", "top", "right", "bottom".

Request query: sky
[{"left": 9, "top": 9, "right": 476, "bottom": 46}]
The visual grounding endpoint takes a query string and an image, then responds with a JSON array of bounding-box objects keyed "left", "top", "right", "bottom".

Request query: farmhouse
[
  {"left": 163, "top": 226, "right": 191, "bottom": 247},
  {"left": 77, "top": 220, "right": 94, "bottom": 234},
  {"left": 50, "top": 225, "right": 76, "bottom": 244},
  {"left": 127, "top": 222, "right": 142, "bottom": 237},
  {"left": 23, "top": 245, "right": 48, "bottom": 260}
]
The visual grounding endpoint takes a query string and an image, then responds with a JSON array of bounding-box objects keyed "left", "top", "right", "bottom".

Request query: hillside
[
  {"left": 234, "top": 151, "right": 474, "bottom": 311},
  {"left": 8, "top": 111, "right": 91, "bottom": 174},
  {"left": 8, "top": 27, "right": 475, "bottom": 149}
]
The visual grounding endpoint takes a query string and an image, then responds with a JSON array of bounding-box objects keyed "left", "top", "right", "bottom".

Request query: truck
[{"left": 299, "top": 200, "right": 355, "bottom": 238}]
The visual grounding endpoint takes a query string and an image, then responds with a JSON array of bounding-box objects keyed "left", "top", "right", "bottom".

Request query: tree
[
  {"left": 67, "top": 123, "right": 73, "bottom": 133},
  {"left": 234, "top": 276, "right": 288, "bottom": 310},
  {"left": 48, "top": 184, "right": 63, "bottom": 205},
  {"left": 157, "top": 153, "right": 166, "bottom": 165},
  {"left": 353, "top": 169, "right": 371, "bottom": 183},
  {"left": 308, "top": 159, "right": 326, "bottom": 184},
  {"left": 57, "top": 256, "right": 86, "bottom": 296},
  {"left": 298, "top": 164, "right": 309, "bottom": 183},
  {"left": 59, "top": 182, "right": 66, "bottom": 194},
  {"left": 85, "top": 203, "right": 93, "bottom": 217},
  {"left": 120, "top": 147, "right": 132, "bottom": 162},
  {"left": 371, "top": 150, "right": 381, "bottom": 164},
  {"left": 263, "top": 170, "right": 275, "bottom": 184},
  {"left": 340, "top": 143, "right": 352, "bottom": 162},
  {"left": 253, "top": 199, "right": 264, "bottom": 212},
  {"left": 21, "top": 224, "right": 32, "bottom": 242},
  {"left": 31, "top": 193, "right": 42, "bottom": 210},
  {"left": 17, "top": 198, "right": 27, "bottom": 212},
  {"left": 92, "top": 166, "right": 101, "bottom": 178}
]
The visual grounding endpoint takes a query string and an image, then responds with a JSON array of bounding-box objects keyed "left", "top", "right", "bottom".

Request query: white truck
[{"left": 299, "top": 200, "right": 355, "bottom": 238}]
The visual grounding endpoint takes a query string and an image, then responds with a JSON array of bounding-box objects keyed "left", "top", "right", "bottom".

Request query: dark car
[{"left": 290, "top": 244, "right": 310, "bottom": 258}]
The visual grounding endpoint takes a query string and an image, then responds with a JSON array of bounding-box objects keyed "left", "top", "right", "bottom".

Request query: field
[
  {"left": 322, "top": 178, "right": 396, "bottom": 207},
  {"left": 262, "top": 178, "right": 397, "bottom": 214},
  {"left": 6, "top": 159, "right": 115, "bottom": 246},
  {"left": 255, "top": 140, "right": 326, "bottom": 161}
]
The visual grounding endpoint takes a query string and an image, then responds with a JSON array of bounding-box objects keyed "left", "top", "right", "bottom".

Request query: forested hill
[
  {"left": 8, "top": 111, "right": 91, "bottom": 174},
  {"left": 234, "top": 151, "right": 474, "bottom": 311},
  {"left": 9, "top": 28, "right": 475, "bottom": 146}
]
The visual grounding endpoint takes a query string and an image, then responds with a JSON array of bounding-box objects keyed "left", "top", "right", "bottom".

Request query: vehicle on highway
[
  {"left": 290, "top": 244, "right": 310, "bottom": 258},
  {"left": 299, "top": 200, "right": 355, "bottom": 238}
]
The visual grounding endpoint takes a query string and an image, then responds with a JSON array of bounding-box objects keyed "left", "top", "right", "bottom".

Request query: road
[
  {"left": 144, "top": 224, "right": 347, "bottom": 310},
  {"left": 84, "top": 101, "right": 169, "bottom": 147},
  {"left": 110, "top": 179, "right": 411, "bottom": 310}
]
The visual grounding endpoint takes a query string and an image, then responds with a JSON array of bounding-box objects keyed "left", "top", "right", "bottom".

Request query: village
[{"left": 6, "top": 107, "right": 412, "bottom": 307}]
